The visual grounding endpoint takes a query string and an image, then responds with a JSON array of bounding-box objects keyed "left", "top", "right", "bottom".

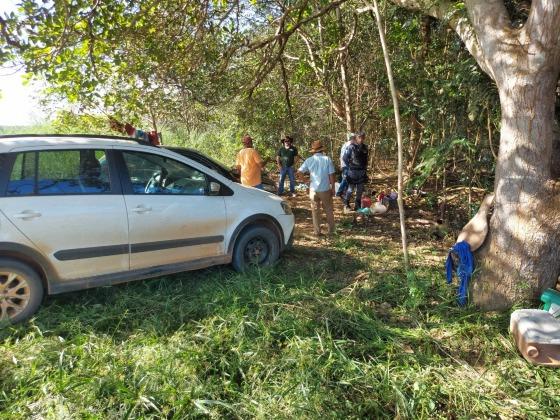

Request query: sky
[
  {"left": 0, "top": 0, "right": 46, "bottom": 126},
  {"left": 0, "top": 68, "right": 46, "bottom": 126}
]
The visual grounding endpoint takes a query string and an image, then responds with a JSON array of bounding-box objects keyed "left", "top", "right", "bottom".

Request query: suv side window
[
  {"left": 7, "top": 150, "right": 111, "bottom": 196},
  {"left": 122, "top": 151, "right": 208, "bottom": 195},
  {"left": 7, "top": 152, "right": 36, "bottom": 196}
]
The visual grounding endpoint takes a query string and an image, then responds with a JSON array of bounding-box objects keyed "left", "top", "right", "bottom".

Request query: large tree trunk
[
  {"left": 385, "top": 0, "right": 560, "bottom": 309},
  {"left": 471, "top": 72, "right": 560, "bottom": 309}
]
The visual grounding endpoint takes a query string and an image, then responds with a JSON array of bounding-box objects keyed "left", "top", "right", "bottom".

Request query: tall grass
[{"left": 1, "top": 240, "right": 558, "bottom": 418}]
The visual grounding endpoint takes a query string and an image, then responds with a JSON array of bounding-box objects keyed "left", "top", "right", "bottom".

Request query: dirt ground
[{"left": 278, "top": 170, "right": 466, "bottom": 257}]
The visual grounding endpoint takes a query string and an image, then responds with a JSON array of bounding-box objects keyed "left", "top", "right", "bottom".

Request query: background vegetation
[
  {"left": 1, "top": 0, "right": 509, "bottom": 198},
  {"left": 2, "top": 1, "right": 560, "bottom": 417}
]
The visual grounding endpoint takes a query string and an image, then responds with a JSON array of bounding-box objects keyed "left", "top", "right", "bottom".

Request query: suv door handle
[
  {"left": 13, "top": 210, "right": 42, "bottom": 220},
  {"left": 131, "top": 205, "right": 152, "bottom": 214}
]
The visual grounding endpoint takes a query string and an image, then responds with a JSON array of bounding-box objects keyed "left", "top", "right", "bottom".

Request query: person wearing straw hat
[
  {"left": 298, "top": 140, "right": 336, "bottom": 236},
  {"left": 235, "top": 134, "right": 265, "bottom": 189}
]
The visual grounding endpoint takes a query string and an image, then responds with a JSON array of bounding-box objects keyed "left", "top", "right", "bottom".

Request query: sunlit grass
[{"left": 1, "top": 239, "right": 558, "bottom": 418}]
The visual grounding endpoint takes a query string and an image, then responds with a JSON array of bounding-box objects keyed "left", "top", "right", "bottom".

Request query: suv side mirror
[{"left": 209, "top": 181, "right": 221, "bottom": 195}]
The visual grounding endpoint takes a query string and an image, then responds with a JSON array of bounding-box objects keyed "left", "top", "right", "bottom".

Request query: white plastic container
[{"left": 510, "top": 309, "right": 560, "bottom": 366}]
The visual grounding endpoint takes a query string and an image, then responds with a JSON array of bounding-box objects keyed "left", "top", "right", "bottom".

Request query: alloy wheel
[{"left": 0, "top": 272, "right": 31, "bottom": 321}]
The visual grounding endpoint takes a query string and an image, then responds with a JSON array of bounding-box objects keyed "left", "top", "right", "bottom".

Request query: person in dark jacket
[
  {"left": 276, "top": 136, "right": 298, "bottom": 196},
  {"left": 342, "top": 131, "right": 368, "bottom": 211},
  {"left": 336, "top": 132, "right": 355, "bottom": 198}
]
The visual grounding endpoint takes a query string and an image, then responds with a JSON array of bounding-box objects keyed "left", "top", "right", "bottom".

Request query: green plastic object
[{"left": 541, "top": 289, "right": 560, "bottom": 314}]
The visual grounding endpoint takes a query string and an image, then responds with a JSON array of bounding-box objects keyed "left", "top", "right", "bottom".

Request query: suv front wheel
[
  {"left": 232, "top": 225, "right": 280, "bottom": 272},
  {"left": 0, "top": 259, "right": 44, "bottom": 324}
]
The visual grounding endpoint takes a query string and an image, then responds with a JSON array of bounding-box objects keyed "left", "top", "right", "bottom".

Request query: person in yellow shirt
[{"left": 235, "top": 134, "right": 265, "bottom": 189}]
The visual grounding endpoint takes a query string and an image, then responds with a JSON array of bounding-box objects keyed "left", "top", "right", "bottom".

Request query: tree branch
[
  {"left": 337, "top": 12, "right": 357, "bottom": 52},
  {"left": 279, "top": 56, "right": 295, "bottom": 131},
  {"left": 524, "top": 0, "right": 560, "bottom": 70},
  {"left": 464, "top": 0, "right": 511, "bottom": 34},
  {"left": 297, "top": 29, "right": 345, "bottom": 121},
  {"left": 245, "top": 0, "right": 349, "bottom": 53},
  {"left": 0, "top": 16, "right": 24, "bottom": 49},
  {"left": 379, "top": 0, "right": 496, "bottom": 81}
]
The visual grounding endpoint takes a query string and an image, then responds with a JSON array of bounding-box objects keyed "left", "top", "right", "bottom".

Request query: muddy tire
[{"left": 232, "top": 225, "right": 280, "bottom": 272}]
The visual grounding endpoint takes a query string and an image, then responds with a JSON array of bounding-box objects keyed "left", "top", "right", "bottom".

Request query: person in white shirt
[{"left": 298, "top": 140, "right": 336, "bottom": 236}]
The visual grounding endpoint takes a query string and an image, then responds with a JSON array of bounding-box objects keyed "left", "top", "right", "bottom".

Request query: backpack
[{"left": 349, "top": 144, "right": 368, "bottom": 169}]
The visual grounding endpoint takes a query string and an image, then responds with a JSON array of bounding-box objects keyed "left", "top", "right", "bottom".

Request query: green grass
[{"left": 1, "top": 240, "right": 559, "bottom": 419}]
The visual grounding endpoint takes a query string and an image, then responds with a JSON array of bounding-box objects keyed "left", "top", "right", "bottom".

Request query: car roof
[
  {"left": 164, "top": 146, "right": 202, "bottom": 155},
  {"left": 0, "top": 134, "right": 154, "bottom": 153}
]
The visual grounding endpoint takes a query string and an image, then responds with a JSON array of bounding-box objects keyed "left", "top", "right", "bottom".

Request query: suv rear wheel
[
  {"left": 232, "top": 225, "right": 280, "bottom": 272},
  {"left": 0, "top": 259, "right": 44, "bottom": 324}
]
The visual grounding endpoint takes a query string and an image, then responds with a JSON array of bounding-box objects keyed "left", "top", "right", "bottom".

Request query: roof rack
[{"left": 0, "top": 133, "right": 156, "bottom": 147}]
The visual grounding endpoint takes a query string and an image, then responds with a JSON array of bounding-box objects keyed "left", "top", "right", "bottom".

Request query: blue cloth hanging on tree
[{"left": 445, "top": 241, "right": 474, "bottom": 306}]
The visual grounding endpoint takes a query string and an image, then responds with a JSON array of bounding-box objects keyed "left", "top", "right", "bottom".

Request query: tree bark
[
  {"left": 388, "top": 0, "right": 560, "bottom": 309},
  {"left": 472, "top": 71, "right": 560, "bottom": 309},
  {"left": 469, "top": 0, "right": 560, "bottom": 309},
  {"left": 279, "top": 57, "right": 295, "bottom": 133},
  {"left": 336, "top": 8, "right": 356, "bottom": 132}
]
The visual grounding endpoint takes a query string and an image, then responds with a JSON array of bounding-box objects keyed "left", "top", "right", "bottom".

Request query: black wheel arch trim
[
  {"left": 227, "top": 214, "right": 285, "bottom": 254},
  {"left": 0, "top": 242, "right": 57, "bottom": 292}
]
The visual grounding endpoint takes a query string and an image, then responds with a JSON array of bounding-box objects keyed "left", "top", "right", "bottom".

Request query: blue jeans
[
  {"left": 278, "top": 166, "right": 295, "bottom": 194},
  {"left": 336, "top": 167, "right": 348, "bottom": 196},
  {"left": 345, "top": 182, "right": 365, "bottom": 209}
]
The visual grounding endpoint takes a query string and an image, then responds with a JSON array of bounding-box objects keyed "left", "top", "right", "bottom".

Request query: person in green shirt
[{"left": 276, "top": 136, "right": 299, "bottom": 196}]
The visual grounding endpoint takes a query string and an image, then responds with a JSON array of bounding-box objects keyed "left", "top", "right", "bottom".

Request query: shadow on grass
[
  {"left": 1, "top": 239, "right": 513, "bottom": 377},
  {"left": 1, "top": 241, "right": 549, "bottom": 418},
  {"left": 0, "top": 244, "right": 366, "bottom": 341}
]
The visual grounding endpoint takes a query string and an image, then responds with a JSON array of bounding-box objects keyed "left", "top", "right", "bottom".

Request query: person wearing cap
[
  {"left": 336, "top": 132, "right": 356, "bottom": 198},
  {"left": 342, "top": 131, "right": 369, "bottom": 211},
  {"left": 276, "top": 135, "right": 299, "bottom": 197},
  {"left": 298, "top": 140, "right": 336, "bottom": 236},
  {"left": 235, "top": 134, "right": 265, "bottom": 189}
]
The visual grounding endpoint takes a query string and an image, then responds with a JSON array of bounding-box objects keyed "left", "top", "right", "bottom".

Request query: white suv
[{"left": 0, "top": 135, "right": 294, "bottom": 324}]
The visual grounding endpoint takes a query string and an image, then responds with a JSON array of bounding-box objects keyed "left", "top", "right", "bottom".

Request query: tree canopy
[{"left": 0, "top": 1, "right": 500, "bottom": 164}]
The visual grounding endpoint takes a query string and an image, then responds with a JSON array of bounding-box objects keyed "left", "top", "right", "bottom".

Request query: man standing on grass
[
  {"left": 236, "top": 134, "right": 265, "bottom": 189},
  {"left": 343, "top": 131, "right": 369, "bottom": 212},
  {"left": 298, "top": 140, "right": 336, "bottom": 236},
  {"left": 336, "top": 132, "right": 355, "bottom": 198},
  {"left": 276, "top": 135, "right": 298, "bottom": 197}
]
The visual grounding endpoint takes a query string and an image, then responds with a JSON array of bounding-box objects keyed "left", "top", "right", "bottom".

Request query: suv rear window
[{"left": 7, "top": 150, "right": 111, "bottom": 196}]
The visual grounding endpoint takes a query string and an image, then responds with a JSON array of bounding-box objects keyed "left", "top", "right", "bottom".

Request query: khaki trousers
[{"left": 309, "top": 190, "right": 335, "bottom": 235}]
